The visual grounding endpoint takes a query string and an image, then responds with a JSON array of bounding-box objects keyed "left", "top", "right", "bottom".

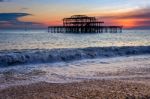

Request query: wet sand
[{"left": 0, "top": 80, "right": 150, "bottom": 99}]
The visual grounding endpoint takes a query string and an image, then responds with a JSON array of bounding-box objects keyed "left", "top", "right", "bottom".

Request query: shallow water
[{"left": 0, "top": 55, "right": 150, "bottom": 88}]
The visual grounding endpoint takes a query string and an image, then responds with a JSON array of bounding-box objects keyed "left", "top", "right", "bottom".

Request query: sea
[{"left": 0, "top": 29, "right": 150, "bottom": 87}]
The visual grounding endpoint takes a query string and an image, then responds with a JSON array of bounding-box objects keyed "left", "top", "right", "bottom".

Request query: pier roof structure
[{"left": 63, "top": 15, "right": 104, "bottom": 27}]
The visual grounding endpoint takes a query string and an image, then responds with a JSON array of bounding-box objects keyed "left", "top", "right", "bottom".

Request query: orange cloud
[{"left": 115, "top": 19, "right": 137, "bottom": 29}]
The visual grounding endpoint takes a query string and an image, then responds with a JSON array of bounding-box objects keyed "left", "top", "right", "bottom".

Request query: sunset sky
[{"left": 0, "top": 0, "right": 150, "bottom": 29}]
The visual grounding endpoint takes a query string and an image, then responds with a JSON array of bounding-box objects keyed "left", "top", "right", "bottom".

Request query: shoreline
[
  {"left": 0, "top": 54, "right": 150, "bottom": 98},
  {"left": 0, "top": 80, "right": 150, "bottom": 99}
]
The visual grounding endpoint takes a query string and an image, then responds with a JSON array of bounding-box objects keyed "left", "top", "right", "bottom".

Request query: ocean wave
[{"left": 0, "top": 46, "right": 150, "bottom": 67}]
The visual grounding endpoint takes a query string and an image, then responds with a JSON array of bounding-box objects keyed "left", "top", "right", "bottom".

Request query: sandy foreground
[
  {"left": 1, "top": 55, "right": 150, "bottom": 99},
  {"left": 0, "top": 80, "right": 150, "bottom": 99}
]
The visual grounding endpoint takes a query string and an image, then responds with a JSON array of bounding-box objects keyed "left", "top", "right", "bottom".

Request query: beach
[
  {"left": 0, "top": 30, "right": 150, "bottom": 99},
  {"left": 0, "top": 80, "right": 150, "bottom": 99},
  {"left": 1, "top": 0, "right": 150, "bottom": 98},
  {"left": 0, "top": 54, "right": 150, "bottom": 99}
]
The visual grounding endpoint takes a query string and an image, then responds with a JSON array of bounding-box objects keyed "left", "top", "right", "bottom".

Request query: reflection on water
[{"left": 0, "top": 30, "right": 150, "bottom": 50}]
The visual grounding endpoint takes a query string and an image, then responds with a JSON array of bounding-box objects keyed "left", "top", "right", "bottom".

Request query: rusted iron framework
[{"left": 48, "top": 15, "right": 123, "bottom": 33}]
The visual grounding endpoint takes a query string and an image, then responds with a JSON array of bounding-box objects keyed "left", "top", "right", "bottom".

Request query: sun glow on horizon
[{"left": 114, "top": 19, "right": 137, "bottom": 29}]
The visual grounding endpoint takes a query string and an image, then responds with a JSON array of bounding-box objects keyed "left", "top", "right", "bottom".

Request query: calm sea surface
[{"left": 0, "top": 29, "right": 150, "bottom": 50}]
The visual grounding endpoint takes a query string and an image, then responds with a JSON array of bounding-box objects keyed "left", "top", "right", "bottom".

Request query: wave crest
[{"left": 0, "top": 46, "right": 150, "bottom": 67}]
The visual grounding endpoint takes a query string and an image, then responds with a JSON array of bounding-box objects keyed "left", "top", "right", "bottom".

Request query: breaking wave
[{"left": 0, "top": 46, "right": 150, "bottom": 67}]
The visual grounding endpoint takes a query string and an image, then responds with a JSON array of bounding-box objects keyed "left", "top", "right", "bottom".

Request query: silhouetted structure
[{"left": 48, "top": 15, "right": 123, "bottom": 33}]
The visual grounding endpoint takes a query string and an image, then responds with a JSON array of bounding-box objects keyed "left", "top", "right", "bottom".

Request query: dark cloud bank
[
  {"left": 0, "top": 13, "right": 31, "bottom": 21},
  {"left": 0, "top": 0, "right": 9, "bottom": 2},
  {"left": 0, "top": 13, "right": 45, "bottom": 29}
]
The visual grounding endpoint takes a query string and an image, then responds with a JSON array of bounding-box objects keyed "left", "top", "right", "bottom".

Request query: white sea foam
[{"left": 0, "top": 55, "right": 150, "bottom": 88}]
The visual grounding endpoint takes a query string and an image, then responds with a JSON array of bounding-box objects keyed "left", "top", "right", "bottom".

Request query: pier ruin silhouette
[{"left": 48, "top": 15, "right": 123, "bottom": 33}]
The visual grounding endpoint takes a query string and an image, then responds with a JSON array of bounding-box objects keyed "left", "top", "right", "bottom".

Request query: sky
[{"left": 0, "top": 0, "right": 150, "bottom": 29}]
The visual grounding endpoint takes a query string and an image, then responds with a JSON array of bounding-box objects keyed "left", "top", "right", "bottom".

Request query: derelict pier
[{"left": 48, "top": 15, "right": 123, "bottom": 33}]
